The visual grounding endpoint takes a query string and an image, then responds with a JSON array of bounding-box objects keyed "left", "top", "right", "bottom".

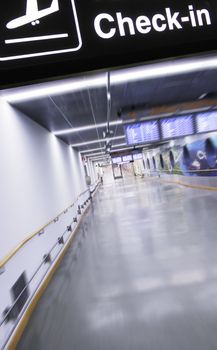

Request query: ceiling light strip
[
  {"left": 112, "top": 143, "right": 127, "bottom": 148},
  {"left": 110, "top": 146, "right": 134, "bottom": 153},
  {"left": 71, "top": 135, "right": 125, "bottom": 147},
  {"left": 91, "top": 158, "right": 107, "bottom": 162},
  {"left": 80, "top": 147, "right": 105, "bottom": 154},
  {"left": 90, "top": 155, "right": 107, "bottom": 159},
  {"left": 85, "top": 152, "right": 106, "bottom": 157},
  {"left": 110, "top": 57, "right": 217, "bottom": 85},
  {"left": 4, "top": 56, "right": 217, "bottom": 102},
  {"left": 80, "top": 142, "right": 127, "bottom": 154},
  {"left": 53, "top": 120, "right": 122, "bottom": 136},
  {"left": 3, "top": 75, "right": 106, "bottom": 103}
]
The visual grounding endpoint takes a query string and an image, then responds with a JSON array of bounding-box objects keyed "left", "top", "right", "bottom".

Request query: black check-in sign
[{"left": 0, "top": 0, "right": 82, "bottom": 61}]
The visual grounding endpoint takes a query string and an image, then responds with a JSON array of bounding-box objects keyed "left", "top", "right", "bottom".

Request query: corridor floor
[{"left": 17, "top": 177, "right": 217, "bottom": 350}]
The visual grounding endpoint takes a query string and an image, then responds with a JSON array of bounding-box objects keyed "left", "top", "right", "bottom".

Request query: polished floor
[{"left": 17, "top": 177, "right": 217, "bottom": 350}]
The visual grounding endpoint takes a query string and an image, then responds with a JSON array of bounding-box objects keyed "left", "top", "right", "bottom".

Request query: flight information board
[
  {"left": 196, "top": 111, "right": 217, "bottom": 133},
  {"left": 112, "top": 157, "right": 122, "bottom": 164},
  {"left": 160, "top": 115, "right": 194, "bottom": 139},
  {"left": 125, "top": 121, "right": 160, "bottom": 145},
  {"left": 133, "top": 153, "right": 143, "bottom": 160},
  {"left": 122, "top": 155, "right": 133, "bottom": 162}
]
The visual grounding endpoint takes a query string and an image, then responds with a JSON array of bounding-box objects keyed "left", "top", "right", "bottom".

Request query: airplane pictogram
[
  {"left": 1, "top": 0, "right": 82, "bottom": 61},
  {"left": 6, "top": 0, "right": 59, "bottom": 29}
]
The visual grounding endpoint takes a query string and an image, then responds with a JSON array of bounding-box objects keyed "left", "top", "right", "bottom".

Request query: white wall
[
  {"left": 0, "top": 99, "right": 86, "bottom": 260},
  {"left": 0, "top": 98, "right": 90, "bottom": 347}
]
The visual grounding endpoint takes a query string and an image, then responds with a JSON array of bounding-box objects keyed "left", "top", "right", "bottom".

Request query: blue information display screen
[
  {"left": 196, "top": 111, "right": 217, "bottom": 133},
  {"left": 122, "top": 155, "right": 133, "bottom": 162},
  {"left": 161, "top": 115, "right": 194, "bottom": 139},
  {"left": 133, "top": 153, "right": 143, "bottom": 160},
  {"left": 125, "top": 121, "right": 160, "bottom": 145},
  {"left": 112, "top": 157, "right": 122, "bottom": 164}
]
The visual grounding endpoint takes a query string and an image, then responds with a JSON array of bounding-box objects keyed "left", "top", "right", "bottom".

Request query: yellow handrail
[
  {"left": 0, "top": 185, "right": 96, "bottom": 269},
  {"left": 147, "top": 168, "right": 217, "bottom": 174},
  {"left": 144, "top": 176, "right": 217, "bottom": 192}
]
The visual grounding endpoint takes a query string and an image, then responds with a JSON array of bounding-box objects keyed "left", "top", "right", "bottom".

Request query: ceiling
[{"left": 5, "top": 53, "right": 217, "bottom": 160}]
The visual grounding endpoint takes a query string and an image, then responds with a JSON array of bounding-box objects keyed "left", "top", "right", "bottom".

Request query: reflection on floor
[{"left": 17, "top": 177, "right": 217, "bottom": 350}]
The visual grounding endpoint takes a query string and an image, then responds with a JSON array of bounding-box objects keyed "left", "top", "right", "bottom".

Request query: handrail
[
  {"left": 0, "top": 181, "right": 99, "bottom": 270},
  {"left": 144, "top": 173, "right": 217, "bottom": 192},
  {"left": 146, "top": 168, "right": 217, "bottom": 175},
  {"left": 185, "top": 169, "right": 217, "bottom": 173},
  {"left": 0, "top": 222, "right": 74, "bottom": 329},
  {"left": 0, "top": 185, "right": 100, "bottom": 350}
]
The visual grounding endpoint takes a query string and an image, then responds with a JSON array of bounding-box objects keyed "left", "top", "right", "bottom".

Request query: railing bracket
[
  {"left": 2, "top": 306, "right": 16, "bottom": 323},
  {"left": 38, "top": 229, "right": 45, "bottom": 236},
  {"left": 58, "top": 236, "right": 64, "bottom": 245},
  {"left": 77, "top": 206, "right": 81, "bottom": 215},
  {"left": 43, "top": 254, "right": 51, "bottom": 264}
]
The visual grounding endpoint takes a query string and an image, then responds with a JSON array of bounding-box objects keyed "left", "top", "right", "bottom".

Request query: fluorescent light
[
  {"left": 90, "top": 156, "right": 108, "bottom": 161},
  {"left": 80, "top": 143, "right": 127, "bottom": 154},
  {"left": 110, "top": 146, "right": 134, "bottom": 152},
  {"left": 3, "top": 75, "right": 106, "bottom": 103},
  {"left": 80, "top": 147, "right": 105, "bottom": 154},
  {"left": 4, "top": 56, "right": 217, "bottom": 103},
  {"left": 86, "top": 152, "right": 105, "bottom": 157},
  {"left": 54, "top": 125, "right": 97, "bottom": 135},
  {"left": 53, "top": 120, "right": 122, "bottom": 136},
  {"left": 90, "top": 155, "right": 107, "bottom": 159},
  {"left": 112, "top": 143, "right": 127, "bottom": 148},
  {"left": 111, "top": 56, "right": 217, "bottom": 84},
  {"left": 71, "top": 135, "right": 125, "bottom": 147}
]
